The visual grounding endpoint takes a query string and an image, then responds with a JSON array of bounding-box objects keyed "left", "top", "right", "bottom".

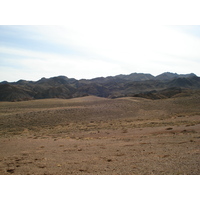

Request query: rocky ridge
[{"left": 0, "top": 72, "right": 199, "bottom": 101}]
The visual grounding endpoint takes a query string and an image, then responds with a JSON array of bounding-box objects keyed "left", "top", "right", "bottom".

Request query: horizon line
[{"left": 0, "top": 71, "right": 197, "bottom": 83}]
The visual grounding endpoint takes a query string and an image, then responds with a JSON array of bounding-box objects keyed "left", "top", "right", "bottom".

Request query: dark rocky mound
[
  {"left": 0, "top": 72, "right": 199, "bottom": 101},
  {"left": 133, "top": 87, "right": 189, "bottom": 100},
  {"left": 0, "top": 84, "right": 33, "bottom": 101}
]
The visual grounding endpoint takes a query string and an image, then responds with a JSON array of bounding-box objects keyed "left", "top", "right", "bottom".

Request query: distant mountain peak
[
  {"left": 0, "top": 72, "right": 199, "bottom": 101},
  {"left": 155, "top": 72, "right": 196, "bottom": 80}
]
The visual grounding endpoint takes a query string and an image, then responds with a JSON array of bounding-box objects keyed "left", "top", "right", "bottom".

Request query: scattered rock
[
  {"left": 162, "top": 155, "right": 170, "bottom": 158},
  {"left": 116, "top": 153, "right": 125, "bottom": 157},
  {"left": 7, "top": 168, "right": 15, "bottom": 174},
  {"left": 37, "top": 164, "right": 46, "bottom": 168},
  {"left": 23, "top": 160, "right": 33, "bottom": 164},
  {"left": 181, "top": 130, "right": 187, "bottom": 133}
]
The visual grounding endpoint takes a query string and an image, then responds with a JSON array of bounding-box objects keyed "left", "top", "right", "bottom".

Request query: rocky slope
[{"left": 0, "top": 72, "right": 199, "bottom": 101}]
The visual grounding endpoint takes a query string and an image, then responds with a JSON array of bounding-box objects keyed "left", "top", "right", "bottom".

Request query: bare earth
[{"left": 0, "top": 95, "right": 199, "bottom": 175}]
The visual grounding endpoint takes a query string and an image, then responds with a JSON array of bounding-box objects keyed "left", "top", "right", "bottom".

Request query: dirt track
[{"left": 0, "top": 96, "right": 200, "bottom": 174}]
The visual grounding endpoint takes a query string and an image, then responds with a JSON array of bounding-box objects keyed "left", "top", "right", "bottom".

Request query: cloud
[
  {"left": 0, "top": 45, "right": 123, "bottom": 81},
  {"left": 17, "top": 25, "right": 200, "bottom": 62},
  {"left": 1, "top": 24, "right": 200, "bottom": 82}
]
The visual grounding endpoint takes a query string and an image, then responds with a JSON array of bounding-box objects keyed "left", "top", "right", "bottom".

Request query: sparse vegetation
[{"left": 0, "top": 93, "right": 200, "bottom": 175}]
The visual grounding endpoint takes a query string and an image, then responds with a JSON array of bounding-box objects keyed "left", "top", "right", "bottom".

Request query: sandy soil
[{"left": 0, "top": 96, "right": 199, "bottom": 175}]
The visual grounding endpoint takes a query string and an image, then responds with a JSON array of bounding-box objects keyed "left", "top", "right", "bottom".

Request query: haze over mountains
[{"left": 0, "top": 72, "right": 200, "bottom": 101}]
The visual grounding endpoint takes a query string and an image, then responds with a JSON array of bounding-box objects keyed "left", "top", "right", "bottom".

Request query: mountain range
[{"left": 0, "top": 72, "right": 200, "bottom": 101}]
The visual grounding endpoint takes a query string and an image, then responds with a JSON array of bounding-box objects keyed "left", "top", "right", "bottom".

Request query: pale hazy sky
[{"left": 1, "top": 1, "right": 200, "bottom": 82}]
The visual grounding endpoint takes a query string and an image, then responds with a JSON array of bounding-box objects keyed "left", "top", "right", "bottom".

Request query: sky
[
  {"left": 1, "top": 1, "right": 200, "bottom": 82},
  {"left": 0, "top": 1, "right": 200, "bottom": 197}
]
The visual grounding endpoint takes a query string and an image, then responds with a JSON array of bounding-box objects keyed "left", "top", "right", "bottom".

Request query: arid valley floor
[{"left": 0, "top": 95, "right": 200, "bottom": 175}]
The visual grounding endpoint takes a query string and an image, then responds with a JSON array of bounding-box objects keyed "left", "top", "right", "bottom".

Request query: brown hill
[
  {"left": 0, "top": 84, "right": 33, "bottom": 101},
  {"left": 0, "top": 94, "right": 200, "bottom": 174},
  {"left": 0, "top": 72, "right": 199, "bottom": 101}
]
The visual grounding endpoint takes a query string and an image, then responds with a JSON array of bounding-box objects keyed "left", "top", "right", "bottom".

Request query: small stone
[
  {"left": 7, "top": 168, "right": 15, "bottom": 173},
  {"left": 38, "top": 164, "right": 46, "bottom": 168}
]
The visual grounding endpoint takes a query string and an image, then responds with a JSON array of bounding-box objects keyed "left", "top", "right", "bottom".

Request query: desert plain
[{"left": 0, "top": 94, "right": 200, "bottom": 175}]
